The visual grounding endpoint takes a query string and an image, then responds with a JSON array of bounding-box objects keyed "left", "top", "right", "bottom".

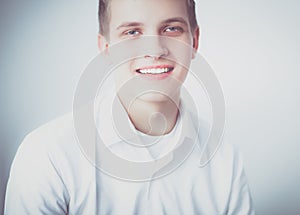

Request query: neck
[{"left": 118, "top": 93, "right": 180, "bottom": 136}]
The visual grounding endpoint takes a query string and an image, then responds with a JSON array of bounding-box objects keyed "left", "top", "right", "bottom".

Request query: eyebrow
[
  {"left": 116, "top": 22, "right": 143, "bottom": 30},
  {"left": 116, "top": 17, "right": 188, "bottom": 30},
  {"left": 161, "top": 17, "right": 188, "bottom": 26}
]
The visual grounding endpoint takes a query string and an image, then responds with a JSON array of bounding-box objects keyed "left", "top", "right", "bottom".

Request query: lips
[{"left": 136, "top": 66, "right": 174, "bottom": 75}]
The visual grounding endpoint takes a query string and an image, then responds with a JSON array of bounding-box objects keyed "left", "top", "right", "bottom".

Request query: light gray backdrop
[{"left": 0, "top": 0, "right": 299, "bottom": 214}]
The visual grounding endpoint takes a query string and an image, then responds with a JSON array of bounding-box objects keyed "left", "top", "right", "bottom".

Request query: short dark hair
[{"left": 98, "top": 0, "right": 198, "bottom": 39}]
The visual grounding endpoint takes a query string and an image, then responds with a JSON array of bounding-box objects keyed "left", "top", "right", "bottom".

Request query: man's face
[{"left": 101, "top": 0, "right": 199, "bottom": 103}]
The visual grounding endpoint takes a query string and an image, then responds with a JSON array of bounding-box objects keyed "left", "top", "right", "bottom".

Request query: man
[{"left": 5, "top": 0, "right": 255, "bottom": 214}]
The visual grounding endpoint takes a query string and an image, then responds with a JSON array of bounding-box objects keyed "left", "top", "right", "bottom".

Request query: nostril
[
  {"left": 144, "top": 47, "right": 169, "bottom": 59},
  {"left": 162, "top": 47, "right": 169, "bottom": 56}
]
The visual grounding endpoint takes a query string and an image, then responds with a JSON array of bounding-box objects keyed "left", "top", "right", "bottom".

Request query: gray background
[{"left": 0, "top": 0, "right": 299, "bottom": 214}]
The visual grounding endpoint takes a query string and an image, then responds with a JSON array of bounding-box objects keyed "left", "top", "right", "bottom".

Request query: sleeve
[
  {"left": 227, "top": 147, "right": 256, "bottom": 215},
  {"left": 4, "top": 134, "right": 70, "bottom": 215}
]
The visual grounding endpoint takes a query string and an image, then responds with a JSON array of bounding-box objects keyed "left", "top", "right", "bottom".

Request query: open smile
[{"left": 136, "top": 66, "right": 174, "bottom": 75}]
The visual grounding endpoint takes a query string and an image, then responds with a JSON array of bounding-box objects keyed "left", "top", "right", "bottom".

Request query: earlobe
[{"left": 98, "top": 34, "right": 108, "bottom": 52}]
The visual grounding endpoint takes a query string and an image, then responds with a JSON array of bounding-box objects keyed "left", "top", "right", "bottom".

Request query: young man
[{"left": 5, "top": 0, "right": 255, "bottom": 214}]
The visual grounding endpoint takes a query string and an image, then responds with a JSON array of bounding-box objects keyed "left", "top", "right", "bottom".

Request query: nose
[{"left": 144, "top": 36, "right": 169, "bottom": 59}]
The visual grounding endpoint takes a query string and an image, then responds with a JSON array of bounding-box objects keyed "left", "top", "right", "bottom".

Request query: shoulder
[
  {"left": 8, "top": 112, "right": 87, "bottom": 188},
  {"left": 22, "top": 112, "right": 75, "bottom": 148},
  {"left": 15, "top": 112, "right": 83, "bottom": 165},
  {"left": 184, "top": 105, "right": 243, "bottom": 177},
  {"left": 10, "top": 112, "right": 77, "bottom": 176},
  {"left": 5, "top": 112, "right": 94, "bottom": 213},
  {"left": 11, "top": 111, "right": 97, "bottom": 182},
  {"left": 5, "top": 113, "right": 78, "bottom": 214}
]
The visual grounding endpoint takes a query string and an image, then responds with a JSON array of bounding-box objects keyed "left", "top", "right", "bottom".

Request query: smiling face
[{"left": 99, "top": 0, "right": 199, "bottom": 103}]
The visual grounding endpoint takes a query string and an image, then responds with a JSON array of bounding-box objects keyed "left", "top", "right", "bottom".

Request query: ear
[
  {"left": 192, "top": 27, "right": 200, "bottom": 59},
  {"left": 97, "top": 34, "right": 109, "bottom": 52}
]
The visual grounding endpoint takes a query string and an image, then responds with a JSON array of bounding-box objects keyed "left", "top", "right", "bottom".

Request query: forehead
[{"left": 109, "top": 0, "right": 189, "bottom": 27}]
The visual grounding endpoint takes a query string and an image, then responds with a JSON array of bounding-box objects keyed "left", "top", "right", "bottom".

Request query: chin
[
  {"left": 138, "top": 92, "right": 171, "bottom": 103},
  {"left": 137, "top": 85, "right": 183, "bottom": 104}
]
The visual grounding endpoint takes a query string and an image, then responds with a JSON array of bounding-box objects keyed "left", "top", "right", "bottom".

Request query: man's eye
[
  {"left": 124, "top": 30, "right": 141, "bottom": 36},
  {"left": 164, "top": 26, "right": 184, "bottom": 33}
]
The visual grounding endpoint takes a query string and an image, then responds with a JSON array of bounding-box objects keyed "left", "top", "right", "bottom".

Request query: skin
[{"left": 98, "top": 0, "right": 199, "bottom": 136}]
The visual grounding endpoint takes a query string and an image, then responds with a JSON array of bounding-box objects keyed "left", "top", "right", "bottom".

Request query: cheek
[
  {"left": 173, "top": 65, "right": 189, "bottom": 84},
  {"left": 114, "top": 60, "right": 136, "bottom": 91}
]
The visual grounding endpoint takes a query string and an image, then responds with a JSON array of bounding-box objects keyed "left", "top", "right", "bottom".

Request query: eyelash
[
  {"left": 163, "top": 26, "right": 184, "bottom": 33},
  {"left": 124, "top": 29, "right": 141, "bottom": 36},
  {"left": 122, "top": 26, "right": 185, "bottom": 37}
]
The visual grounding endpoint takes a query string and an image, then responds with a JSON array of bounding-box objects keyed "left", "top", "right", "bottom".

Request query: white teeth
[{"left": 138, "top": 68, "right": 171, "bottom": 74}]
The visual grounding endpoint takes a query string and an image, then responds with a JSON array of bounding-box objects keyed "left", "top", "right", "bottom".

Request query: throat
[{"left": 122, "top": 97, "right": 180, "bottom": 136}]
